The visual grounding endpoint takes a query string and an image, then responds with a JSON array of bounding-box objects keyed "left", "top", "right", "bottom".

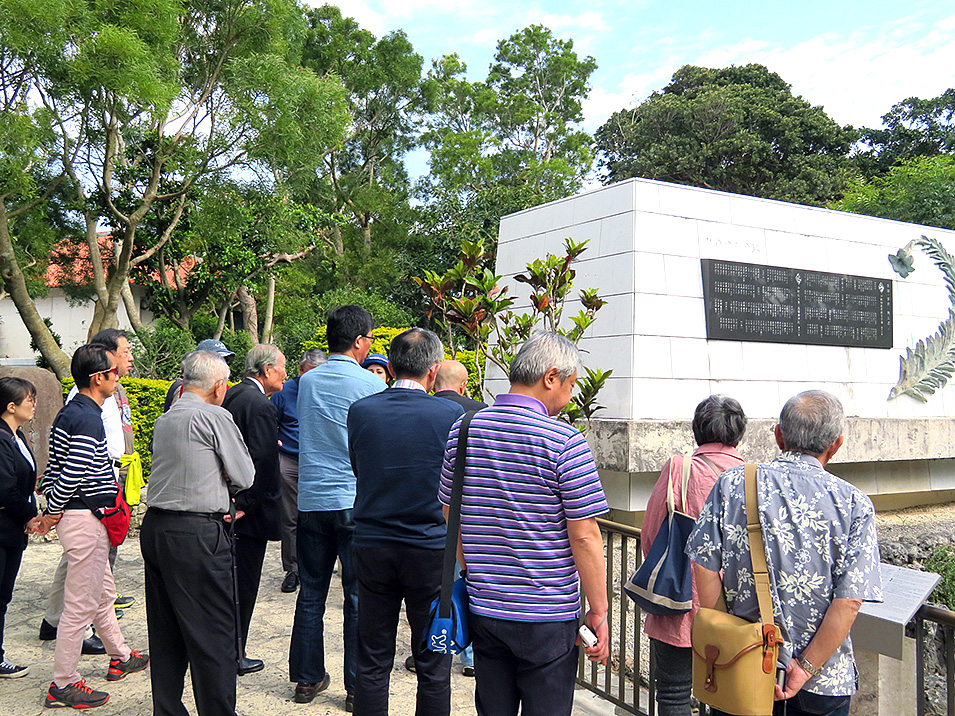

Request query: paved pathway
[{"left": 0, "top": 538, "right": 615, "bottom": 715}]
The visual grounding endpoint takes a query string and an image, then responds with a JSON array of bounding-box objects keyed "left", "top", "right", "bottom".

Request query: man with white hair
[
  {"left": 438, "top": 332, "right": 610, "bottom": 716},
  {"left": 687, "top": 390, "right": 883, "bottom": 716},
  {"left": 222, "top": 344, "right": 287, "bottom": 675},
  {"left": 142, "top": 350, "right": 255, "bottom": 716}
]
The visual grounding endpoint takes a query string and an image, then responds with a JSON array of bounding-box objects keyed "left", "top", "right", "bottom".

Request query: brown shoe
[
  {"left": 294, "top": 674, "right": 330, "bottom": 703},
  {"left": 345, "top": 692, "right": 355, "bottom": 712}
]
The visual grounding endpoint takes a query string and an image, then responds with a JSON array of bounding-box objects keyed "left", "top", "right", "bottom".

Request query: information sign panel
[
  {"left": 851, "top": 563, "right": 940, "bottom": 660},
  {"left": 701, "top": 259, "right": 893, "bottom": 348}
]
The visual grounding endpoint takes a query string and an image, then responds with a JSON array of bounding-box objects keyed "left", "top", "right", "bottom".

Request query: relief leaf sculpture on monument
[{"left": 888, "top": 236, "right": 955, "bottom": 401}]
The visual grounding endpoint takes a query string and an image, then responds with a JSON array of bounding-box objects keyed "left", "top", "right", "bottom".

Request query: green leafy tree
[
  {"left": 854, "top": 89, "right": 955, "bottom": 177},
  {"left": 0, "top": 0, "right": 349, "bottom": 378},
  {"left": 830, "top": 155, "right": 955, "bottom": 230},
  {"left": 595, "top": 64, "right": 855, "bottom": 206}
]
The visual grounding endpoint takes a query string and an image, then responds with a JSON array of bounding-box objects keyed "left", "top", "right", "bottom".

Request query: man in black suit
[
  {"left": 433, "top": 360, "right": 487, "bottom": 411},
  {"left": 222, "top": 344, "right": 286, "bottom": 676}
]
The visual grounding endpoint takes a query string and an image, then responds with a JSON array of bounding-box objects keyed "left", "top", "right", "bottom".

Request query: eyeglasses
[
  {"left": 360, "top": 334, "right": 374, "bottom": 342},
  {"left": 89, "top": 366, "right": 119, "bottom": 379}
]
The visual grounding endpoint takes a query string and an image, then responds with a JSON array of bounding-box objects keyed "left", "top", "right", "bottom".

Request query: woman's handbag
[
  {"left": 624, "top": 453, "right": 695, "bottom": 615},
  {"left": 690, "top": 463, "right": 780, "bottom": 716},
  {"left": 78, "top": 487, "right": 132, "bottom": 548},
  {"left": 425, "top": 411, "right": 477, "bottom": 655}
]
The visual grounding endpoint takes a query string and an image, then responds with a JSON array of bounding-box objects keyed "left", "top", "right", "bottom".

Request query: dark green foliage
[
  {"left": 854, "top": 89, "right": 955, "bottom": 177},
  {"left": 130, "top": 320, "right": 196, "bottom": 381},
  {"left": 595, "top": 64, "right": 855, "bottom": 206},
  {"left": 831, "top": 155, "right": 955, "bottom": 230},
  {"left": 925, "top": 545, "right": 955, "bottom": 609},
  {"left": 30, "top": 318, "right": 62, "bottom": 371},
  {"left": 220, "top": 329, "right": 254, "bottom": 382}
]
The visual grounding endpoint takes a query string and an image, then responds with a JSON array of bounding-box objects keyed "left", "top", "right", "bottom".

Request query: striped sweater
[
  {"left": 43, "top": 393, "right": 117, "bottom": 514},
  {"left": 438, "top": 392, "right": 608, "bottom": 622}
]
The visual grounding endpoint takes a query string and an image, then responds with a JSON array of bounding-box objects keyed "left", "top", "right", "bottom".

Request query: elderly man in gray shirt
[{"left": 140, "top": 350, "right": 255, "bottom": 716}]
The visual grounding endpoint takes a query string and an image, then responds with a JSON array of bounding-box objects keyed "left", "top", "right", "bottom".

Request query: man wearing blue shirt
[
  {"left": 289, "top": 306, "right": 385, "bottom": 709},
  {"left": 271, "top": 348, "right": 327, "bottom": 594}
]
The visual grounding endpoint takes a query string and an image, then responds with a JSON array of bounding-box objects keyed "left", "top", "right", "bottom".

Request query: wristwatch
[{"left": 795, "top": 655, "right": 820, "bottom": 677}]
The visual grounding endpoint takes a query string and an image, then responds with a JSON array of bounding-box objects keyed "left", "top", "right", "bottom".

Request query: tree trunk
[
  {"left": 261, "top": 275, "right": 275, "bottom": 344},
  {"left": 121, "top": 282, "right": 144, "bottom": 333},
  {"left": 237, "top": 284, "right": 258, "bottom": 343},
  {"left": 0, "top": 204, "right": 70, "bottom": 377}
]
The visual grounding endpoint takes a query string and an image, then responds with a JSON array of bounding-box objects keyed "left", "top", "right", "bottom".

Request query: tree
[
  {"left": 0, "top": 0, "right": 350, "bottom": 377},
  {"left": 830, "top": 155, "right": 955, "bottom": 230},
  {"left": 854, "top": 89, "right": 955, "bottom": 176},
  {"left": 595, "top": 64, "right": 855, "bottom": 206}
]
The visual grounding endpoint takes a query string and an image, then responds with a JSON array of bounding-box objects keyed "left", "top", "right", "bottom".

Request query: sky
[{"left": 306, "top": 0, "right": 955, "bottom": 175}]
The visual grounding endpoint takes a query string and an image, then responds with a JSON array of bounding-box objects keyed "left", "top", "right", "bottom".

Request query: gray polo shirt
[
  {"left": 149, "top": 392, "right": 255, "bottom": 513},
  {"left": 686, "top": 452, "right": 883, "bottom": 696}
]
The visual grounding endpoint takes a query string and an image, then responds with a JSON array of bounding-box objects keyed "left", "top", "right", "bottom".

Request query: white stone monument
[{"left": 494, "top": 178, "right": 955, "bottom": 516}]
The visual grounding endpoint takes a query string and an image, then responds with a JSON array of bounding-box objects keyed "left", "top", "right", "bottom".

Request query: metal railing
[
  {"left": 916, "top": 603, "right": 955, "bottom": 716},
  {"left": 578, "top": 518, "right": 649, "bottom": 715}
]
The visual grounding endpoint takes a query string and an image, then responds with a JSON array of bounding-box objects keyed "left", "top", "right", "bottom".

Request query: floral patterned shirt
[{"left": 686, "top": 452, "right": 883, "bottom": 696}]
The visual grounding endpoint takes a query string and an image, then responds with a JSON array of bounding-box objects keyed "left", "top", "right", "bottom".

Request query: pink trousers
[{"left": 53, "top": 509, "right": 131, "bottom": 688}]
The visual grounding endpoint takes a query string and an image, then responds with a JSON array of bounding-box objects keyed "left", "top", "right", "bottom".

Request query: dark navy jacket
[
  {"left": 347, "top": 387, "right": 464, "bottom": 549},
  {"left": 0, "top": 421, "right": 38, "bottom": 549}
]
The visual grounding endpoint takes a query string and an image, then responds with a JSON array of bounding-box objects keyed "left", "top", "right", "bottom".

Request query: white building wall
[{"left": 494, "top": 178, "right": 955, "bottom": 423}]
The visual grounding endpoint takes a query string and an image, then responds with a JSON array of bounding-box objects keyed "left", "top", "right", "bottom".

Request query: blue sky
[{"left": 308, "top": 0, "right": 955, "bottom": 175}]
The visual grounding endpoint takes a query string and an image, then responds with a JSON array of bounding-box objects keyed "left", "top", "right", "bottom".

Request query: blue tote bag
[
  {"left": 426, "top": 411, "right": 477, "bottom": 655},
  {"left": 624, "top": 453, "right": 695, "bottom": 615}
]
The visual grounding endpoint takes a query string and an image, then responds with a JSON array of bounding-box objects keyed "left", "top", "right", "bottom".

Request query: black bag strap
[
  {"left": 75, "top": 488, "right": 105, "bottom": 521},
  {"left": 438, "top": 410, "right": 477, "bottom": 619}
]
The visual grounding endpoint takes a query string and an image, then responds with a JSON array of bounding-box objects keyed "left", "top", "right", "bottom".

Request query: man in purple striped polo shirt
[{"left": 438, "top": 332, "right": 610, "bottom": 716}]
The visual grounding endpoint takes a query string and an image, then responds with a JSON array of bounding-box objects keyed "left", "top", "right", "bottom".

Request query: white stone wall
[
  {"left": 494, "top": 178, "right": 955, "bottom": 422},
  {"left": 0, "top": 288, "right": 152, "bottom": 365}
]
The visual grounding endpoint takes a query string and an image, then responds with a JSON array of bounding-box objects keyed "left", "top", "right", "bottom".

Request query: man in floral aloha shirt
[{"left": 687, "top": 390, "right": 883, "bottom": 716}]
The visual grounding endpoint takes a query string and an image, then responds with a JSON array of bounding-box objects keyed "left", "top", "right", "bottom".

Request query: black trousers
[
  {"left": 140, "top": 509, "right": 238, "bottom": 716},
  {"left": 353, "top": 545, "right": 451, "bottom": 716},
  {"left": 0, "top": 542, "right": 24, "bottom": 663},
  {"left": 470, "top": 614, "right": 579, "bottom": 716},
  {"left": 234, "top": 534, "right": 268, "bottom": 654}
]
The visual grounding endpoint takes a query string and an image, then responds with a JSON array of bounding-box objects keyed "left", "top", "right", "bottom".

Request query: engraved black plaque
[{"left": 701, "top": 259, "right": 893, "bottom": 348}]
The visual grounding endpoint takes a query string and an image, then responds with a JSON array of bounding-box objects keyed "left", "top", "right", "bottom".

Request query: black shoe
[
  {"left": 237, "top": 656, "right": 264, "bottom": 676},
  {"left": 82, "top": 635, "right": 106, "bottom": 656},
  {"left": 462, "top": 665, "right": 475, "bottom": 677},
  {"left": 39, "top": 619, "right": 57, "bottom": 641},
  {"left": 404, "top": 655, "right": 416, "bottom": 673},
  {"left": 281, "top": 572, "right": 299, "bottom": 593}
]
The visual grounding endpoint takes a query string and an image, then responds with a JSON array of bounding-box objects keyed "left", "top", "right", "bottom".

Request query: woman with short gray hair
[{"left": 640, "top": 395, "right": 748, "bottom": 716}]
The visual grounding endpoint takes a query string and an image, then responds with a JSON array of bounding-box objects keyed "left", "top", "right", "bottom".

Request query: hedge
[
  {"left": 302, "top": 326, "right": 483, "bottom": 400},
  {"left": 62, "top": 377, "right": 171, "bottom": 480}
]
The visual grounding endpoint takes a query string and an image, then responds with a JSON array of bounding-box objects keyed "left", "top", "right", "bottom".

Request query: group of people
[
  {"left": 0, "top": 304, "right": 884, "bottom": 716},
  {"left": 643, "top": 392, "right": 883, "bottom": 716}
]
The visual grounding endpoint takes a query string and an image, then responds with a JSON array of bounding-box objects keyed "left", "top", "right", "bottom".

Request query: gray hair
[
  {"left": 692, "top": 395, "right": 747, "bottom": 447},
  {"left": 779, "top": 390, "right": 845, "bottom": 455},
  {"left": 509, "top": 332, "right": 581, "bottom": 386},
  {"left": 244, "top": 344, "right": 283, "bottom": 378},
  {"left": 300, "top": 349, "right": 327, "bottom": 369},
  {"left": 388, "top": 328, "right": 444, "bottom": 378},
  {"left": 182, "top": 350, "right": 230, "bottom": 391}
]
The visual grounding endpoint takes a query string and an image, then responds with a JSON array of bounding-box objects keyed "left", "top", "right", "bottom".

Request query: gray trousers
[
  {"left": 651, "top": 638, "right": 693, "bottom": 716},
  {"left": 279, "top": 452, "right": 299, "bottom": 574}
]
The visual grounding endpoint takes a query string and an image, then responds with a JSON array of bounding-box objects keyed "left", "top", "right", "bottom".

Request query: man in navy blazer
[
  {"left": 222, "top": 344, "right": 286, "bottom": 675},
  {"left": 347, "top": 329, "right": 464, "bottom": 716}
]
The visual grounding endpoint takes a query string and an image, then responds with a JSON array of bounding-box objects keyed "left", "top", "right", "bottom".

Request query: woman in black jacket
[{"left": 0, "top": 377, "right": 41, "bottom": 678}]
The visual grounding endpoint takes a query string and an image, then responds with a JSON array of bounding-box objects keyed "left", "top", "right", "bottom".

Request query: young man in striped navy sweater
[{"left": 36, "top": 345, "right": 148, "bottom": 709}]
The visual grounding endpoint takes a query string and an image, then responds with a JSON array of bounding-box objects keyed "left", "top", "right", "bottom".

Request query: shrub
[
  {"left": 131, "top": 320, "right": 195, "bottom": 380},
  {"left": 220, "top": 329, "right": 254, "bottom": 382},
  {"left": 61, "top": 377, "right": 171, "bottom": 480},
  {"left": 925, "top": 545, "right": 955, "bottom": 609}
]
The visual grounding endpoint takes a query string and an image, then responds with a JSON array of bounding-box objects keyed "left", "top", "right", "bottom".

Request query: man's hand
[
  {"left": 775, "top": 659, "right": 811, "bottom": 700},
  {"left": 577, "top": 609, "right": 610, "bottom": 665},
  {"left": 24, "top": 516, "right": 42, "bottom": 534},
  {"left": 33, "top": 513, "right": 61, "bottom": 536},
  {"left": 223, "top": 510, "right": 245, "bottom": 523}
]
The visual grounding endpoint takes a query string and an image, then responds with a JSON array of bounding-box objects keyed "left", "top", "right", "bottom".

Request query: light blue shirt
[
  {"left": 297, "top": 354, "right": 386, "bottom": 511},
  {"left": 686, "top": 452, "right": 883, "bottom": 696}
]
